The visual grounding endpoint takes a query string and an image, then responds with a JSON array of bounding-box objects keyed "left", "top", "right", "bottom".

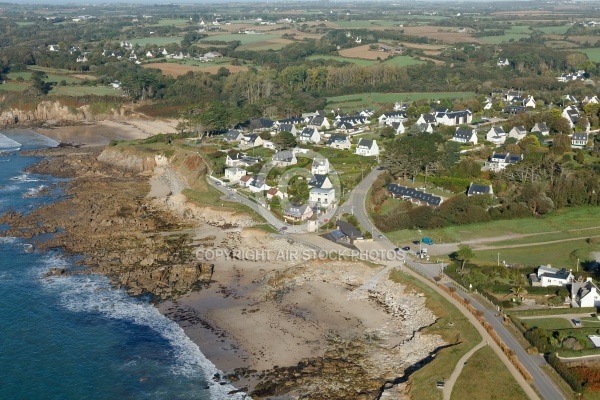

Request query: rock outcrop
[{"left": 0, "top": 100, "right": 124, "bottom": 126}]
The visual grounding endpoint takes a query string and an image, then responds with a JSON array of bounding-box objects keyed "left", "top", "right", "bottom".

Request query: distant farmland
[{"left": 327, "top": 91, "right": 476, "bottom": 110}]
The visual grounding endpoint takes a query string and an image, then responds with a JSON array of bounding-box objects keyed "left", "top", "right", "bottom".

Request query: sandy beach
[{"left": 34, "top": 118, "right": 178, "bottom": 147}]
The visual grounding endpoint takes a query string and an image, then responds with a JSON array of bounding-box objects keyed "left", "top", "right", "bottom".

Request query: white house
[
  {"left": 355, "top": 138, "right": 379, "bottom": 156},
  {"left": 497, "top": 58, "right": 509, "bottom": 67},
  {"left": 571, "top": 132, "right": 589, "bottom": 148},
  {"left": 306, "top": 116, "right": 330, "bottom": 130},
  {"left": 311, "top": 158, "right": 330, "bottom": 175},
  {"left": 435, "top": 109, "right": 472, "bottom": 126},
  {"left": 485, "top": 153, "right": 522, "bottom": 172},
  {"left": 225, "top": 153, "right": 261, "bottom": 167},
  {"left": 266, "top": 187, "right": 284, "bottom": 200},
  {"left": 309, "top": 174, "right": 333, "bottom": 189},
  {"left": 416, "top": 113, "right": 437, "bottom": 126},
  {"left": 452, "top": 127, "right": 477, "bottom": 145},
  {"left": 523, "top": 96, "right": 536, "bottom": 108},
  {"left": 223, "top": 130, "right": 244, "bottom": 142},
  {"left": 486, "top": 126, "right": 507, "bottom": 145},
  {"left": 531, "top": 122, "right": 550, "bottom": 136},
  {"left": 76, "top": 55, "right": 88, "bottom": 63},
  {"left": 563, "top": 105, "right": 581, "bottom": 129},
  {"left": 534, "top": 265, "right": 574, "bottom": 287},
  {"left": 309, "top": 187, "right": 336, "bottom": 208},
  {"left": 48, "top": 44, "right": 60, "bottom": 52},
  {"left": 224, "top": 167, "right": 247, "bottom": 183},
  {"left": 582, "top": 95, "right": 600, "bottom": 106},
  {"left": 327, "top": 135, "right": 352, "bottom": 150},
  {"left": 248, "top": 175, "right": 270, "bottom": 193},
  {"left": 378, "top": 111, "right": 407, "bottom": 127},
  {"left": 272, "top": 150, "right": 297, "bottom": 167},
  {"left": 262, "top": 140, "right": 276, "bottom": 150},
  {"left": 508, "top": 126, "right": 528, "bottom": 141},
  {"left": 572, "top": 279, "right": 600, "bottom": 308},
  {"left": 241, "top": 134, "right": 264, "bottom": 148},
  {"left": 298, "top": 127, "right": 321, "bottom": 144},
  {"left": 392, "top": 121, "right": 406, "bottom": 135}
]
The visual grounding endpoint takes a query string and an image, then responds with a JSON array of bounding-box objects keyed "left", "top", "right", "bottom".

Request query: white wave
[
  {"left": 0, "top": 236, "right": 17, "bottom": 244},
  {"left": 10, "top": 174, "right": 41, "bottom": 183},
  {"left": 0, "top": 184, "right": 19, "bottom": 193},
  {"left": 0, "top": 133, "right": 21, "bottom": 151},
  {"left": 23, "top": 185, "right": 47, "bottom": 197},
  {"left": 40, "top": 255, "right": 248, "bottom": 399}
]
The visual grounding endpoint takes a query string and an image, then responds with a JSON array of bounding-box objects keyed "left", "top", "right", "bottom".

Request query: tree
[
  {"left": 272, "top": 131, "right": 297, "bottom": 150},
  {"left": 455, "top": 244, "right": 475, "bottom": 271},
  {"left": 270, "top": 195, "right": 281, "bottom": 211},
  {"left": 552, "top": 134, "right": 571, "bottom": 154},
  {"left": 30, "top": 70, "right": 50, "bottom": 95}
]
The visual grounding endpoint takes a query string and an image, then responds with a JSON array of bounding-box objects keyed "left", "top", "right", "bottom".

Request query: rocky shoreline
[{"left": 0, "top": 144, "right": 447, "bottom": 398}]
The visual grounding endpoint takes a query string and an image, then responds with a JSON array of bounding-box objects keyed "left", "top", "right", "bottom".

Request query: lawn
[
  {"left": 201, "top": 33, "right": 281, "bottom": 45},
  {"left": 479, "top": 26, "right": 531, "bottom": 44},
  {"left": 146, "top": 18, "right": 189, "bottom": 27},
  {"left": 385, "top": 206, "right": 600, "bottom": 245},
  {"left": 382, "top": 56, "right": 426, "bottom": 67},
  {"left": 0, "top": 82, "right": 28, "bottom": 92},
  {"left": 521, "top": 318, "right": 574, "bottom": 330},
  {"left": 580, "top": 48, "right": 600, "bottom": 63},
  {"left": 388, "top": 270, "right": 481, "bottom": 400},
  {"left": 450, "top": 346, "right": 528, "bottom": 400},
  {"left": 534, "top": 25, "right": 571, "bottom": 35},
  {"left": 307, "top": 55, "right": 376, "bottom": 66},
  {"left": 127, "top": 36, "right": 184, "bottom": 46},
  {"left": 7, "top": 71, "right": 84, "bottom": 85},
  {"left": 327, "top": 92, "right": 476, "bottom": 109},
  {"left": 49, "top": 86, "right": 120, "bottom": 97}
]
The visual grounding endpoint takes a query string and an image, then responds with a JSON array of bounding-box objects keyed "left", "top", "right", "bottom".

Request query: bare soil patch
[
  {"left": 401, "top": 26, "right": 485, "bottom": 44},
  {"left": 339, "top": 44, "right": 383, "bottom": 60}
]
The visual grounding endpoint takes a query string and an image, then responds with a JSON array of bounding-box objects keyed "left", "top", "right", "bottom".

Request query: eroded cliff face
[
  {"left": 0, "top": 100, "right": 124, "bottom": 126},
  {"left": 97, "top": 147, "right": 159, "bottom": 173}
]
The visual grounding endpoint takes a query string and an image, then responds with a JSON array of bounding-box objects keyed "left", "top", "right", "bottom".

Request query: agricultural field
[
  {"left": 533, "top": 25, "right": 571, "bottom": 35},
  {"left": 143, "top": 61, "right": 248, "bottom": 76},
  {"left": 580, "top": 48, "right": 600, "bottom": 63},
  {"left": 127, "top": 36, "right": 184, "bottom": 46},
  {"left": 146, "top": 18, "right": 189, "bottom": 27},
  {"left": 6, "top": 71, "right": 83, "bottom": 85},
  {"left": 307, "top": 55, "right": 376, "bottom": 66},
  {"left": 200, "top": 33, "right": 282, "bottom": 45},
  {"left": 479, "top": 26, "right": 532, "bottom": 44},
  {"left": 332, "top": 20, "right": 402, "bottom": 28},
  {"left": 400, "top": 25, "right": 485, "bottom": 44},
  {"left": 238, "top": 38, "right": 293, "bottom": 51}
]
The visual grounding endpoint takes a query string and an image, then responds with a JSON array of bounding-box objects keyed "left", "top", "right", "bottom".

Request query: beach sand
[{"left": 35, "top": 119, "right": 178, "bottom": 147}]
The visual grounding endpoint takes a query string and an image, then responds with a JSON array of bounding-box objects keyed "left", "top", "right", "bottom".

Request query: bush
[{"left": 548, "top": 353, "right": 583, "bottom": 393}]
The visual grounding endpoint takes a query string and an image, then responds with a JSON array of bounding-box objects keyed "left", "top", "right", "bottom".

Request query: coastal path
[{"left": 442, "top": 340, "right": 486, "bottom": 400}]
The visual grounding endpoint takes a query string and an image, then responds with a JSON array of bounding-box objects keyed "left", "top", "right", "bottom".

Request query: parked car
[
  {"left": 402, "top": 246, "right": 410, "bottom": 251},
  {"left": 378, "top": 234, "right": 384, "bottom": 239},
  {"left": 572, "top": 319, "right": 582, "bottom": 327},
  {"left": 412, "top": 240, "right": 420, "bottom": 245},
  {"left": 394, "top": 247, "right": 400, "bottom": 252},
  {"left": 421, "top": 237, "right": 434, "bottom": 245}
]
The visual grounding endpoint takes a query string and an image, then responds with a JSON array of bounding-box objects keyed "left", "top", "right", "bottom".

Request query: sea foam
[
  {"left": 40, "top": 255, "right": 248, "bottom": 399},
  {"left": 0, "top": 133, "right": 22, "bottom": 152}
]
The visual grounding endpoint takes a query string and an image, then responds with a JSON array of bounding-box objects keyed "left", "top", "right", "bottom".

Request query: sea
[{"left": 0, "top": 130, "right": 245, "bottom": 400}]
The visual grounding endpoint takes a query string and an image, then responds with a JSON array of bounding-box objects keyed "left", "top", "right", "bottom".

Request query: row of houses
[
  {"left": 528, "top": 265, "right": 600, "bottom": 308},
  {"left": 486, "top": 123, "right": 548, "bottom": 145},
  {"left": 378, "top": 108, "right": 473, "bottom": 128}
]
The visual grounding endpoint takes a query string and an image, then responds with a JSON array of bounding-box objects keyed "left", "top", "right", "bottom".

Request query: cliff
[{"left": 0, "top": 100, "right": 124, "bottom": 126}]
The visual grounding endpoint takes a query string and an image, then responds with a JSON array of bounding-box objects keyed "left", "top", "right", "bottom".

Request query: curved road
[
  {"left": 341, "top": 168, "right": 567, "bottom": 400},
  {"left": 207, "top": 167, "right": 567, "bottom": 400}
]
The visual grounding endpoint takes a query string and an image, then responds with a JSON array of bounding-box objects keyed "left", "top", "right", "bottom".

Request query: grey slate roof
[{"left": 387, "top": 184, "right": 442, "bottom": 206}]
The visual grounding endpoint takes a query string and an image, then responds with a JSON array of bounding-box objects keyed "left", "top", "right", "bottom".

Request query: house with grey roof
[
  {"left": 283, "top": 203, "right": 313, "bottom": 221},
  {"left": 417, "top": 113, "right": 437, "bottom": 125},
  {"left": 309, "top": 187, "right": 336, "bottom": 208},
  {"left": 272, "top": 150, "right": 297, "bottom": 167},
  {"left": 309, "top": 174, "right": 332, "bottom": 189},
  {"left": 508, "top": 125, "right": 527, "bottom": 141},
  {"left": 571, "top": 132, "right": 589, "bottom": 148},
  {"left": 531, "top": 122, "right": 549, "bottom": 136},
  {"left": 311, "top": 158, "right": 330, "bottom": 175},
  {"left": 572, "top": 278, "right": 600, "bottom": 308},
  {"left": 435, "top": 109, "right": 472, "bottom": 126},
  {"left": 378, "top": 111, "right": 407, "bottom": 127},
  {"left": 531, "top": 265, "right": 573, "bottom": 287},
  {"left": 335, "top": 220, "right": 363, "bottom": 241},
  {"left": 467, "top": 182, "right": 493, "bottom": 196},
  {"left": 452, "top": 127, "right": 477, "bottom": 145},
  {"left": 355, "top": 138, "right": 379, "bottom": 156},
  {"left": 485, "top": 153, "right": 522, "bottom": 172},
  {"left": 486, "top": 126, "right": 507, "bottom": 145},
  {"left": 327, "top": 135, "right": 351, "bottom": 150},
  {"left": 298, "top": 127, "right": 321, "bottom": 144},
  {"left": 223, "top": 129, "right": 244, "bottom": 142},
  {"left": 387, "top": 183, "right": 443, "bottom": 207}
]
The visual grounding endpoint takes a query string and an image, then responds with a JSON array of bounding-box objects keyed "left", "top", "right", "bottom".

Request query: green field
[
  {"left": 479, "top": 26, "right": 531, "bottom": 44},
  {"left": 327, "top": 91, "right": 475, "bottom": 110},
  {"left": 534, "top": 25, "right": 571, "bottom": 35},
  {"left": 49, "top": 86, "right": 119, "bottom": 97},
  {"left": 580, "top": 48, "right": 600, "bottom": 63},
  {"left": 7, "top": 71, "right": 83, "bottom": 84},
  {"left": 389, "top": 270, "right": 481, "bottom": 400},
  {"left": 308, "top": 55, "right": 375, "bottom": 66},
  {"left": 146, "top": 18, "right": 189, "bottom": 27},
  {"left": 333, "top": 20, "right": 403, "bottom": 28},
  {"left": 0, "top": 82, "right": 27, "bottom": 92},
  {"left": 128, "top": 36, "right": 184, "bottom": 46},
  {"left": 522, "top": 318, "right": 574, "bottom": 330},
  {"left": 450, "top": 346, "right": 528, "bottom": 400},
  {"left": 15, "top": 21, "right": 36, "bottom": 26},
  {"left": 201, "top": 33, "right": 281, "bottom": 45}
]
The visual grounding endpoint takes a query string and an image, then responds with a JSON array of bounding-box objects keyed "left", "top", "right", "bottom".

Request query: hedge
[{"left": 508, "top": 307, "right": 597, "bottom": 317}]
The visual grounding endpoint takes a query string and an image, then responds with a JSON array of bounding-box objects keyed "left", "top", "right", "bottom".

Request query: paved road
[
  {"left": 343, "top": 170, "right": 566, "bottom": 400},
  {"left": 207, "top": 167, "right": 566, "bottom": 400}
]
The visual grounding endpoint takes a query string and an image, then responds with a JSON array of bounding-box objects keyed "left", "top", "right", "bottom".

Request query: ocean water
[{"left": 0, "top": 131, "right": 245, "bottom": 400}]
